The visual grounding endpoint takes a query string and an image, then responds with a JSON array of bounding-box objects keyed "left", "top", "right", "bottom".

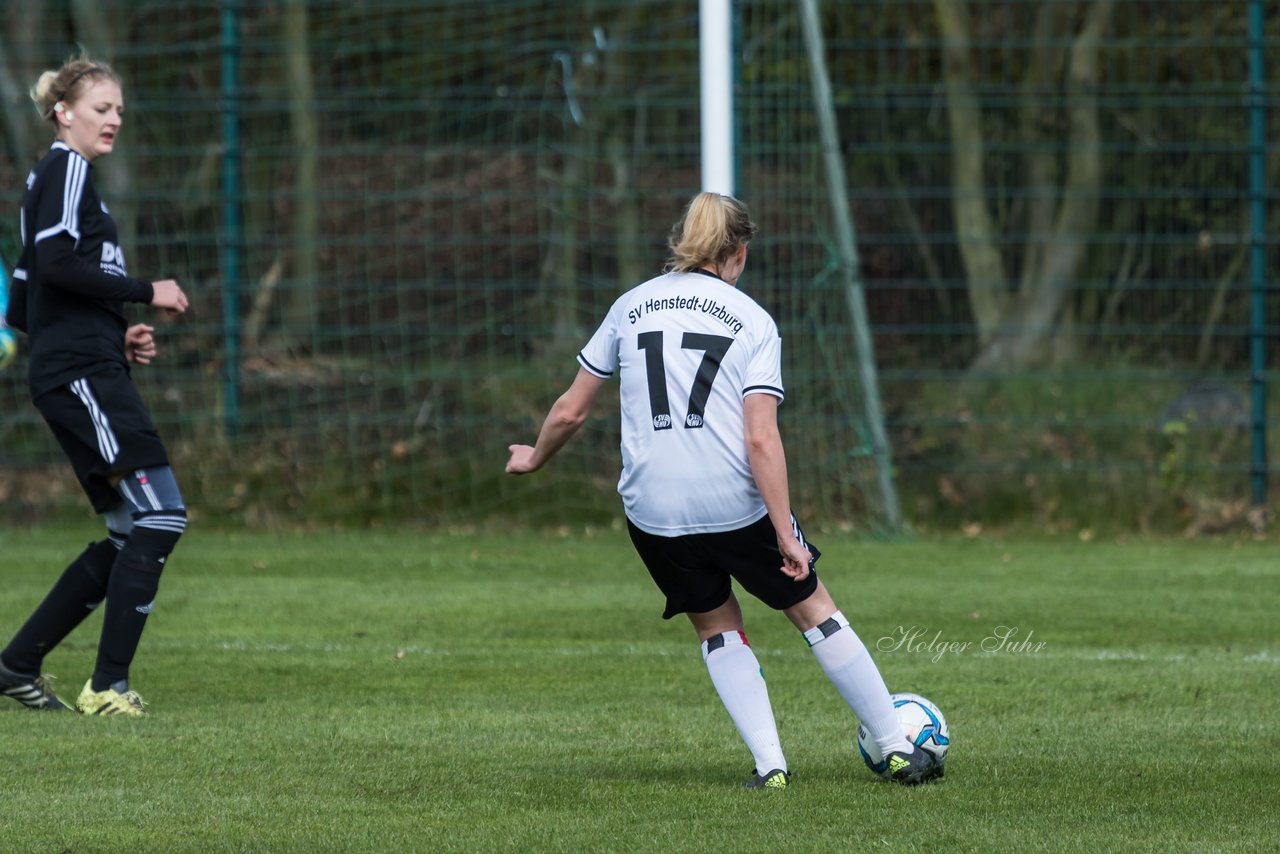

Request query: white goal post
[
  {"left": 699, "top": 0, "right": 902, "bottom": 531},
  {"left": 699, "top": 0, "right": 735, "bottom": 194}
]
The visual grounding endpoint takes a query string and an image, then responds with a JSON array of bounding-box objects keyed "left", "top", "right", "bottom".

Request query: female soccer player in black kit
[
  {"left": 1, "top": 55, "right": 190, "bottom": 716},
  {"left": 507, "top": 192, "right": 941, "bottom": 787}
]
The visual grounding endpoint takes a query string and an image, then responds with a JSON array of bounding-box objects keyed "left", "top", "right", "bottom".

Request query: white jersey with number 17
[{"left": 577, "top": 270, "right": 785, "bottom": 536}]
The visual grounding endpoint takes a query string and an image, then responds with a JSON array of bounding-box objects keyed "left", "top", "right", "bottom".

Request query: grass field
[{"left": 0, "top": 524, "right": 1276, "bottom": 852}]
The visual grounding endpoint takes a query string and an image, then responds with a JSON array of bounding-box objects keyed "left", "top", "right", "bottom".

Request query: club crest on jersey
[
  {"left": 653, "top": 414, "right": 672, "bottom": 430},
  {"left": 100, "top": 241, "right": 128, "bottom": 277},
  {"left": 685, "top": 414, "right": 704, "bottom": 428}
]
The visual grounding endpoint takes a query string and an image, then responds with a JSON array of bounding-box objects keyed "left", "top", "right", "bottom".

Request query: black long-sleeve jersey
[{"left": 6, "top": 141, "right": 155, "bottom": 398}]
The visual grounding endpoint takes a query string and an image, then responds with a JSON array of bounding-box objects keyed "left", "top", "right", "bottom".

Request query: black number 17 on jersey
[{"left": 637, "top": 332, "right": 734, "bottom": 430}]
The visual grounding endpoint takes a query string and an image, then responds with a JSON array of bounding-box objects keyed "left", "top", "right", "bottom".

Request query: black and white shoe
[
  {"left": 0, "top": 657, "right": 71, "bottom": 711},
  {"left": 745, "top": 768, "right": 791, "bottom": 790},
  {"left": 885, "top": 744, "right": 944, "bottom": 786}
]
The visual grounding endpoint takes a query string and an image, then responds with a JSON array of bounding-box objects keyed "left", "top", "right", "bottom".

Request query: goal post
[
  {"left": 796, "top": 0, "right": 902, "bottom": 531},
  {"left": 700, "top": 0, "right": 735, "bottom": 194},
  {"left": 704, "top": 0, "right": 902, "bottom": 531}
]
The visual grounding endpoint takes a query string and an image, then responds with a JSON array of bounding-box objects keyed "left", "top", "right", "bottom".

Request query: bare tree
[
  {"left": 0, "top": 39, "right": 34, "bottom": 172},
  {"left": 934, "top": 0, "right": 1114, "bottom": 371},
  {"left": 0, "top": 0, "right": 47, "bottom": 171},
  {"left": 284, "top": 0, "right": 320, "bottom": 353},
  {"left": 603, "top": 6, "right": 647, "bottom": 293}
]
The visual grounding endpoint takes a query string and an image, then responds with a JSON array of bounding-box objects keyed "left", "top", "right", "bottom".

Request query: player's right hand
[
  {"left": 506, "top": 444, "right": 541, "bottom": 475},
  {"left": 150, "top": 279, "right": 189, "bottom": 314}
]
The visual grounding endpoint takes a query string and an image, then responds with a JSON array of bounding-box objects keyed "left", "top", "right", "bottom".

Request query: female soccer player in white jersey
[
  {"left": 507, "top": 192, "right": 940, "bottom": 787},
  {"left": 0, "top": 54, "right": 190, "bottom": 716}
]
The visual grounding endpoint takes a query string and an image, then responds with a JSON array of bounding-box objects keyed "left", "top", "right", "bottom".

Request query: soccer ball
[
  {"left": 857, "top": 692, "right": 950, "bottom": 777},
  {"left": 0, "top": 328, "right": 16, "bottom": 371}
]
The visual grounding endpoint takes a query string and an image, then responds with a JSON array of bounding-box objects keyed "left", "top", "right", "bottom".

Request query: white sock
[
  {"left": 702, "top": 631, "right": 787, "bottom": 774},
  {"left": 805, "top": 611, "right": 911, "bottom": 757}
]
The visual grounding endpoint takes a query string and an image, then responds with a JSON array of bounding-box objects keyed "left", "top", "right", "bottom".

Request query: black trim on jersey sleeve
[
  {"left": 5, "top": 266, "right": 27, "bottom": 332},
  {"left": 34, "top": 233, "right": 154, "bottom": 304},
  {"left": 743, "top": 384, "right": 784, "bottom": 399},
  {"left": 577, "top": 352, "right": 613, "bottom": 378}
]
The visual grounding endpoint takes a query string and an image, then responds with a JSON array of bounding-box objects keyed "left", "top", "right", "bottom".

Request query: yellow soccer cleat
[
  {"left": 745, "top": 768, "right": 790, "bottom": 790},
  {"left": 76, "top": 679, "right": 148, "bottom": 717}
]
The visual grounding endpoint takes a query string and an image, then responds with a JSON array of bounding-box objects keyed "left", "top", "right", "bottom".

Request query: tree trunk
[
  {"left": 604, "top": 6, "right": 646, "bottom": 291},
  {"left": 3, "top": 0, "right": 47, "bottom": 169},
  {"left": 0, "top": 39, "right": 34, "bottom": 173},
  {"left": 284, "top": 0, "right": 320, "bottom": 354},
  {"left": 1016, "top": 2, "right": 1066, "bottom": 293},
  {"left": 71, "top": 0, "right": 137, "bottom": 251},
  {"left": 537, "top": 141, "right": 582, "bottom": 350},
  {"left": 934, "top": 0, "right": 1007, "bottom": 345},
  {"left": 969, "top": 0, "right": 1114, "bottom": 371}
]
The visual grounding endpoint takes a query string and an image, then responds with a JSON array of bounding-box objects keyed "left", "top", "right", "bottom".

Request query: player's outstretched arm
[{"left": 507, "top": 368, "right": 606, "bottom": 475}]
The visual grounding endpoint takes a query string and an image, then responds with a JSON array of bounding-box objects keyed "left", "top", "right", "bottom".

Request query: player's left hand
[
  {"left": 125, "top": 323, "right": 157, "bottom": 365},
  {"left": 777, "top": 534, "right": 813, "bottom": 581},
  {"left": 506, "top": 444, "right": 540, "bottom": 475}
]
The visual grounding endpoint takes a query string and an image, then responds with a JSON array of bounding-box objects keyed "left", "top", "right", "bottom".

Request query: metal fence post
[
  {"left": 1247, "top": 0, "right": 1268, "bottom": 508},
  {"left": 221, "top": 0, "right": 242, "bottom": 439}
]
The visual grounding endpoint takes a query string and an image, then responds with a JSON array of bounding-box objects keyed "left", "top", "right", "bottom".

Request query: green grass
[{"left": 0, "top": 525, "right": 1276, "bottom": 851}]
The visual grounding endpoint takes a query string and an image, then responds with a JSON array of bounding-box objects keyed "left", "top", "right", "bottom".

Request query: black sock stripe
[{"left": 815, "top": 617, "right": 843, "bottom": 639}]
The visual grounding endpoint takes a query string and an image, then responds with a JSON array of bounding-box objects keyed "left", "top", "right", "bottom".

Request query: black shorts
[
  {"left": 33, "top": 365, "right": 170, "bottom": 514},
  {"left": 626, "top": 513, "right": 821, "bottom": 619}
]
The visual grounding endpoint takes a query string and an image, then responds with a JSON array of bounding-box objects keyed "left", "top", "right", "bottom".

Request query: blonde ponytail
[
  {"left": 30, "top": 52, "right": 121, "bottom": 124},
  {"left": 666, "top": 192, "right": 757, "bottom": 273}
]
